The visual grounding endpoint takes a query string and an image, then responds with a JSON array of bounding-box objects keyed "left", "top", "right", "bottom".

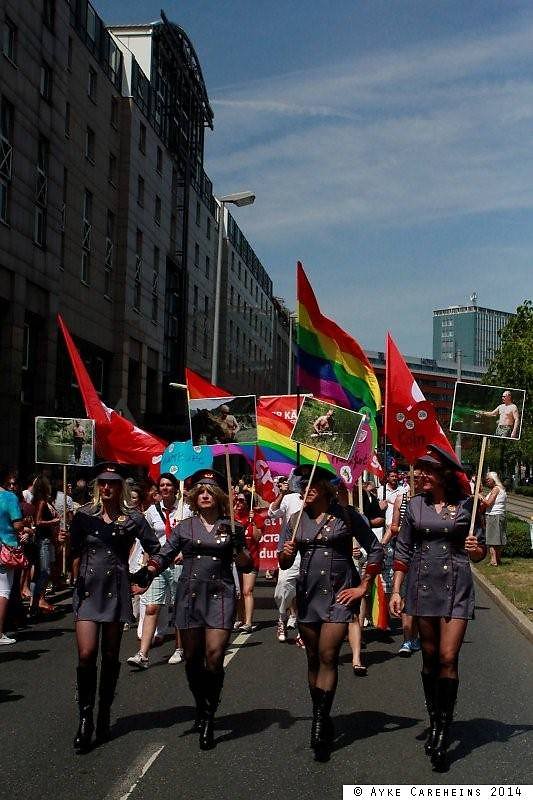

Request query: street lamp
[
  {"left": 288, "top": 310, "right": 297, "bottom": 393},
  {"left": 211, "top": 190, "right": 256, "bottom": 384}
]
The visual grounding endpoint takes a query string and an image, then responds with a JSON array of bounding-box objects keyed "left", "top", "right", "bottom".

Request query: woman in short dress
[
  {"left": 278, "top": 465, "right": 383, "bottom": 761},
  {"left": 481, "top": 472, "right": 507, "bottom": 566},
  {"left": 69, "top": 464, "right": 160, "bottom": 752},
  {"left": 233, "top": 491, "right": 262, "bottom": 633},
  {"left": 133, "top": 469, "right": 251, "bottom": 751},
  {"left": 390, "top": 444, "right": 486, "bottom": 771}
]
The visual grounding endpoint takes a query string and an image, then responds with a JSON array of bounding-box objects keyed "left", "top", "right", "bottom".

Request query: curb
[{"left": 472, "top": 566, "right": 533, "bottom": 645}]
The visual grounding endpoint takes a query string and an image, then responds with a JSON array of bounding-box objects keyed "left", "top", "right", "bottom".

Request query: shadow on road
[
  {"left": 113, "top": 704, "right": 195, "bottom": 737},
  {"left": 333, "top": 710, "right": 420, "bottom": 752},
  {"left": 216, "top": 707, "right": 300, "bottom": 743},
  {"left": 0, "top": 648, "right": 49, "bottom": 664},
  {"left": 448, "top": 718, "right": 533, "bottom": 766},
  {"left": 0, "top": 688, "right": 24, "bottom": 704}
]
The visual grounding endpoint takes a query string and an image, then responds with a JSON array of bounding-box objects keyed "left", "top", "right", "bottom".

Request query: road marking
[
  {"left": 224, "top": 630, "right": 252, "bottom": 667},
  {"left": 104, "top": 743, "right": 165, "bottom": 800}
]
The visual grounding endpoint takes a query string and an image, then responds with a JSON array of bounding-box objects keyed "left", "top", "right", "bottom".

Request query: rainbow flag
[
  {"left": 370, "top": 574, "right": 390, "bottom": 631},
  {"left": 296, "top": 262, "right": 381, "bottom": 440}
]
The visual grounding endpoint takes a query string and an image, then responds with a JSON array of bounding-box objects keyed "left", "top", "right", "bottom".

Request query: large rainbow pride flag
[{"left": 296, "top": 262, "right": 381, "bottom": 440}]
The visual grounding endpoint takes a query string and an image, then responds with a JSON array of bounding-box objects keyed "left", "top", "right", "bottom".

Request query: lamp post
[
  {"left": 287, "top": 310, "right": 296, "bottom": 393},
  {"left": 211, "top": 191, "right": 255, "bottom": 385}
]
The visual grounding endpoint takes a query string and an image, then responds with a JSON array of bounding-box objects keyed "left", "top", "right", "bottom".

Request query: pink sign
[{"left": 330, "top": 422, "right": 372, "bottom": 490}]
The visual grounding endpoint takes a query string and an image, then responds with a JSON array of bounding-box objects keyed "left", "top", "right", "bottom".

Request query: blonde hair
[
  {"left": 188, "top": 483, "right": 229, "bottom": 517},
  {"left": 87, "top": 479, "right": 132, "bottom": 516},
  {"left": 486, "top": 471, "right": 504, "bottom": 491}
]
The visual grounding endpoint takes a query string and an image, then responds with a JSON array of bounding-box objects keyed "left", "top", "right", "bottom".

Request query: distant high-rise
[{"left": 433, "top": 295, "right": 514, "bottom": 367}]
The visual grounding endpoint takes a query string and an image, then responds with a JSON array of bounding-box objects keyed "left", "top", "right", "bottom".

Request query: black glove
[{"left": 131, "top": 566, "right": 152, "bottom": 588}]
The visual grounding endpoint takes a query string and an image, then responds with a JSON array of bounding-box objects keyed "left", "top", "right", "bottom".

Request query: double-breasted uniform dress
[
  {"left": 278, "top": 503, "right": 383, "bottom": 624},
  {"left": 70, "top": 506, "right": 160, "bottom": 623},
  {"left": 393, "top": 494, "right": 484, "bottom": 619},
  {"left": 148, "top": 516, "right": 245, "bottom": 630}
]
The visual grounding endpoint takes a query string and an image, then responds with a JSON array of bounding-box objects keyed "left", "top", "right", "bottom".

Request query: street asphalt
[{"left": 1, "top": 577, "right": 532, "bottom": 800}]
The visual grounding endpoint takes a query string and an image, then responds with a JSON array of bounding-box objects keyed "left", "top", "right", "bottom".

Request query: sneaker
[
  {"left": 398, "top": 641, "right": 412, "bottom": 657},
  {"left": 240, "top": 624, "right": 254, "bottom": 634},
  {"left": 265, "top": 570, "right": 272, "bottom": 579},
  {"left": 295, "top": 634, "right": 306, "bottom": 649},
  {"left": 287, "top": 614, "right": 297, "bottom": 629},
  {"left": 0, "top": 634, "right": 16, "bottom": 646},
  {"left": 276, "top": 619, "right": 287, "bottom": 642},
  {"left": 233, "top": 620, "right": 243, "bottom": 630},
  {"left": 409, "top": 637, "right": 421, "bottom": 652},
  {"left": 127, "top": 651, "right": 149, "bottom": 669},
  {"left": 167, "top": 648, "right": 184, "bottom": 664}
]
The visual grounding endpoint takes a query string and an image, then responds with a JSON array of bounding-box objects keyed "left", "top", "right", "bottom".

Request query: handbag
[{"left": 0, "top": 542, "right": 29, "bottom": 569}]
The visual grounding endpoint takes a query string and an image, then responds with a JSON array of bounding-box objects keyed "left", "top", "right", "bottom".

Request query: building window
[
  {"left": 85, "top": 126, "right": 95, "bottom": 162},
  {"left": 134, "top": 228, "right": 143, "bottom": 310},
  {"left": 87, "top": 67, "right": 97, "bottom": 101},
  {"left": 64, "top": 101, "right": 70, "bottom": 137},
  {"left": 139, "top": 122, "right": 146, "bottom": 153},
  {"left": 205, "top": 255, "right": 210, "bottom": 279},
  {"left": 156, "top": 146, "right": 163, "bottom": 174},
  {"left": 67, "top": 36, "right": 72, "bottom": 69},
  {"left": 40, "top": 62, "right": 53, "bottom": 101},
  {"left": 86, "top": 2, "right": 96, "bottom": 41},
  {"left": 170, "top": 213, "right": 176, "bottom": 252},
  {"left": 34, "top": 135, "right": 48, "bottom": 247},
  {"left": 81, "top": 189, "right": 92, "bottom": 283},
  {"left": 137, "top": 174, "right": 144, "bottom": 206},
  {"left": 0, "top": 177, "right": 8, "bottom": 224},
  {"left": 231, "top": 251, "right": 235, "bottom": 270},
  {"left": 43, "top": 0, "right": 55, "bottom": 32},
  {"left": 2, "top": 16, "right": 17, "bottom": 62},
  {"left": 104, "top": 209, "right": 114, "bottom": 297},
  {"left": 195, "top": 200, "right": 201, "bottom": 225},
  {"left": 110, "top": 96, "right": 119, "bottom": 128},
  {"left": 154, "top": 194, "right": 161, "bottom": 225},
  {"left": 0, "top": 97, "right": 14, "bottom": 181},
  {"left": 152, "top": 245, "right": 159, "bottom": 322},
  {"left": 194, "top": 242, "right": 199, "bottom": 266},
  {"left": 108, "top": 152, "right": 117, "bottom": 185},
  {"left": 59, "top": 167, "right": 67, "bottom": 268},
  {"left": 206, "top": 216, "right": 211, "bottom": 239}
]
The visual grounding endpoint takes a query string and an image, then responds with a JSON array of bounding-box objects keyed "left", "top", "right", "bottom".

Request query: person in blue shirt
[{"left": 0, "top": 467, "right": 30, "bottom": 645}]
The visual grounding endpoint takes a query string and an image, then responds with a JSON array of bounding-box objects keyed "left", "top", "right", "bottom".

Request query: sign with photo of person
[
  {"left": 189, "top": 395, "right": 258, "bottom": 446},
  {"left": 450, "top": 382, "right": 525, "bottom": 440},
  {"left": 290, "top": 396, "right": 365, "bottom": 460},
  {"left": 35, "top": 416, "right": 95, "bottom": 466}
]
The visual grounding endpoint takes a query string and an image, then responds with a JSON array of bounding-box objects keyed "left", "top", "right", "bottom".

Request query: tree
[{"left": 484, "top": 300, "right": 533, "bottom": 477}]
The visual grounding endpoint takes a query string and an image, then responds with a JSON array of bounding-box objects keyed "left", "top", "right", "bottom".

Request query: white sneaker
[
  {"left": 168, "top": 648, "right": 184, "bottom": 664},
  {"left": 233, "top": 620, "right": 243, "bottom": 630},
  {"left": 287, "top": 614, "right": 297, "bottom": 629},
  {"left": 127, "top": 651, "right": 149, "bottom": 669},
  {"left": 277, "top": 619, "right": 287, "bottom": 642},
  {"left": 0, "top": 634, "right": 16, "bottom": 646}
]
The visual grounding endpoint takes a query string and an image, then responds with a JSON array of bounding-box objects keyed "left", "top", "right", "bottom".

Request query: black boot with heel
[
  {"left": 310, "top": 688, "right": 335, "bottom": 761},
  {"left": 199, "top": 669, "right": 224, "bottom": 751},
  {"left": 74, "top": 664, "right": 97, "bottom": 753},
  {"left": 421, "top": 672, "right": 438, "bottom": 756},
  {"left": 431, "top": 677, "right": 459, "bottom": 772},
  {"left": 95, "top": 659, "right": 121, "bottom": 743}
]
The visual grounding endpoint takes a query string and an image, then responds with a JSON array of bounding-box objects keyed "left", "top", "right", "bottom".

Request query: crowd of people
[{"left": 0, "top": 447, "right": 501, "bottom": 769}]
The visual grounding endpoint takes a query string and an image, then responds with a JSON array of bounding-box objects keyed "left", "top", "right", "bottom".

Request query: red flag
[
  {"left": 385, "top": 332, "right": 455, "bottom": 463},
  {"left": 368, "top": 451, "right": 384, "bottom": 482},
  {"left": 186, "top": 368, "right": 231, "bottom": 399},
  {"left": 57, "top": 314, "right": 167, "bottom": 477},
  {"left": 253, "top": 446, "right": 279, "bottom": 503}
]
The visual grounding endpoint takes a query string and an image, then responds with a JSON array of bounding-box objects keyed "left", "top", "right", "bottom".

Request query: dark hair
[
  {"left": 159, "top": 472, "right": 179, "bottom": 490},
  {"left": 33, "top": 476, "right": 52, "bottom": 504},
  {"left": 188, "top": 483, "right": 229, "bottom": 517}
]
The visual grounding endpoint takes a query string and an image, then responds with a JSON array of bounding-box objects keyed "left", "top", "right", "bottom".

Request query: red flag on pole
[
  {"left": 57, "top": 314, "right": 167, "bottom": 476},
  {"left": 253, "top": 446, "right": 279, "bottom": 503},
  {"left": 385, "top": 331, "right": 455, "bottom": 463},
  {"left": 368, "top": 451, "right": 384, "bottom": 482},
  {"left": 185, "top": 368, "right": 231, "bottom": 399}
]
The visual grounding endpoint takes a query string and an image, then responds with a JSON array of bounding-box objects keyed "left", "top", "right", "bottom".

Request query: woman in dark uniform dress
[
  {"left": 278, "top": 465, "right": 383, "bottom": 761},
  {"left": 69, "top": 464, "right": 160, "bottom": 752},
  {"left": 390, "top": 444, "right": 486, "bottom": 771},
  {"left": 133, "top": 469, "right": 251, "bottom": 750}
]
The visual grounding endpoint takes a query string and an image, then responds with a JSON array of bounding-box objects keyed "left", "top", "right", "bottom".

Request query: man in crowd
[{"left": 477, "top": 390, "right": 520, "bottom": 438}]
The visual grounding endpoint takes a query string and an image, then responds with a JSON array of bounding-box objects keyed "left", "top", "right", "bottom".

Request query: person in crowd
[
  {"left": 69, "top": 464, "right": 160, "bottom": 752},
  {"left": 72, "top": 478, "right": 90, "bottom": 506},
  {"left": 132, "top": 469, "right": 251, "bottom": 751},
  {"left": 481, "top": 471, "right": 507, "bottom": 566},
  {"left": 390, "top": 468, "right": 424, "bottom": 657},
  {"left": 268, "top": 473, "right": 304, "bottom": 644},
  {"left": 278, "top": 465, "right": 383, "bottom": 761},
  {"left": 146, "top": 483, "right": 162, "bottom": 506},
  {"left": 233, "top": 492, "right": 262, "bottom": 633},
  {"left": 0, "top": 467, "right": 31, "bottom": 645},
  {"left": 29, "top": 476, "right": 60, "bottom": 617},
  {"left": 390, "top": 444, "right": 486, "bottom": 772},
  {"left": 129, "top": 485, "right": 144, "bottom": 511},
  {"left": 128, "top": 473, "right": 191, "bottom": 669},
  {"left": 380, "top": 471, "right": 408, "bottom": 612},
  {"left": 22, "top": 475, "right": 37, "bottom": 504},
  {"left": 72, "top": 420, "right": 86, "bottom": 463}
]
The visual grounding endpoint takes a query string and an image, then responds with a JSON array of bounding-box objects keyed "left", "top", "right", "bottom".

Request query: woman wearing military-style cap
[
  {"left": 390, "top": 444, "right": 486, "bottom": 772},
  {"left": 132, "top": 467, "right": 251, "bottom": 751},
  {"left": 278, "top": 464, "right": 383, "bottom": 761},
  {"left": 69, "top": 463, "right": 160, "bottom": 752}
]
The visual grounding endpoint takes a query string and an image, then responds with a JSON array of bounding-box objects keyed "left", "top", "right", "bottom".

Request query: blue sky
[{"left": 99, "top": 1, "right": 533, "bottom": 356}]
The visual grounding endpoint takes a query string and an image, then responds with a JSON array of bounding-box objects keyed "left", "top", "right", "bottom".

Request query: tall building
[{"left": 433, "top": 294, "right": 514, "bottom": 367}]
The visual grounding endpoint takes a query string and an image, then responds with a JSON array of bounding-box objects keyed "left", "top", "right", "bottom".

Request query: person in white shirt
[
  {"left": 481, "top": 471, "right": 507, "bottom": 566},
  {"left": 268, "top": 472, "right": 304, "bottom": 644},
  {"left": 128, "top": 473, "right": 191, "bottom": 669},
  {"left": 379, "top": 471, "right": 408, "bottom": 601}
]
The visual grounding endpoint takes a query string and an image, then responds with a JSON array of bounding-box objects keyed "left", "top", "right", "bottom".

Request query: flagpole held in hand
[
  {"left": 357, "top": 476, "right": 364, "bottom": 514},
  {"left": 177, "top": 480, "right": 185, "bottom": 520},
  {"left": 290, "top": 450, "right": 320, "bottom": 543},
  {"left": 468, "top": 435, "right": 487, "bottom": 537},
  {"left": 224, "top": 445, "right": 235, "bottom": 535}
]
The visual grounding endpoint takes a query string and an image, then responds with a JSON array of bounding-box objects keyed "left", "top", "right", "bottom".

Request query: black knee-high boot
[
  {"left": 431, "top": 677, "right": 459, "bottom": 772},
  {"left": 95, "top": 659, "right": 121, "bottom": 743},
  {"left": 199, "top": 669, "right": 224, "bottom": 751},
  {"left": 421, "top": 672, "right": 438, "bottom": 756},
  {"left": 310, "top": 688, "right": 335, "bottom": 760},
  {"left": 74, "top": 664, "right": 97, "bottom": 752},
  {"left": 186, "top": 663, "right": 206, "bottom": 731}
]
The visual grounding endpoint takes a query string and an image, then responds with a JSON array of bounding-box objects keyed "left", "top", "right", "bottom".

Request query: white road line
[
  {"left": 224, "top": 631, "right": 252, "bottom": 667},
  {"left": 104, "top": 743, "right": 165, "bottom": 800}
]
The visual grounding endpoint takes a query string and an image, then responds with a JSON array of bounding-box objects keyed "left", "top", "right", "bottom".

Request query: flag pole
[
  {"left": 177, "top": 480, "right": 185, "bottom": 520},
  {"left": 62, "top": 465, "right": 67, "bottom": 576},
  {"left": 468, "top": 436, "right": 487, "bottom": 537},
  {"left": 224, "top": 445, "right": 235, "bottom": 534},
  {"left": 290, "top": 449, "right": 319, "bottom": 542},
  {"left": 409, "top": 465, "right": 415, "bottom": 497},
  {"left": 357, "top": 475, "right": 364, "bottom": 514}
]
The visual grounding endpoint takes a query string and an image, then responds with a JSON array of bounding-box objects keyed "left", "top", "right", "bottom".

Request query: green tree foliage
[{"left": 484, "top": 300, "right": 533, "bottom": 471}]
